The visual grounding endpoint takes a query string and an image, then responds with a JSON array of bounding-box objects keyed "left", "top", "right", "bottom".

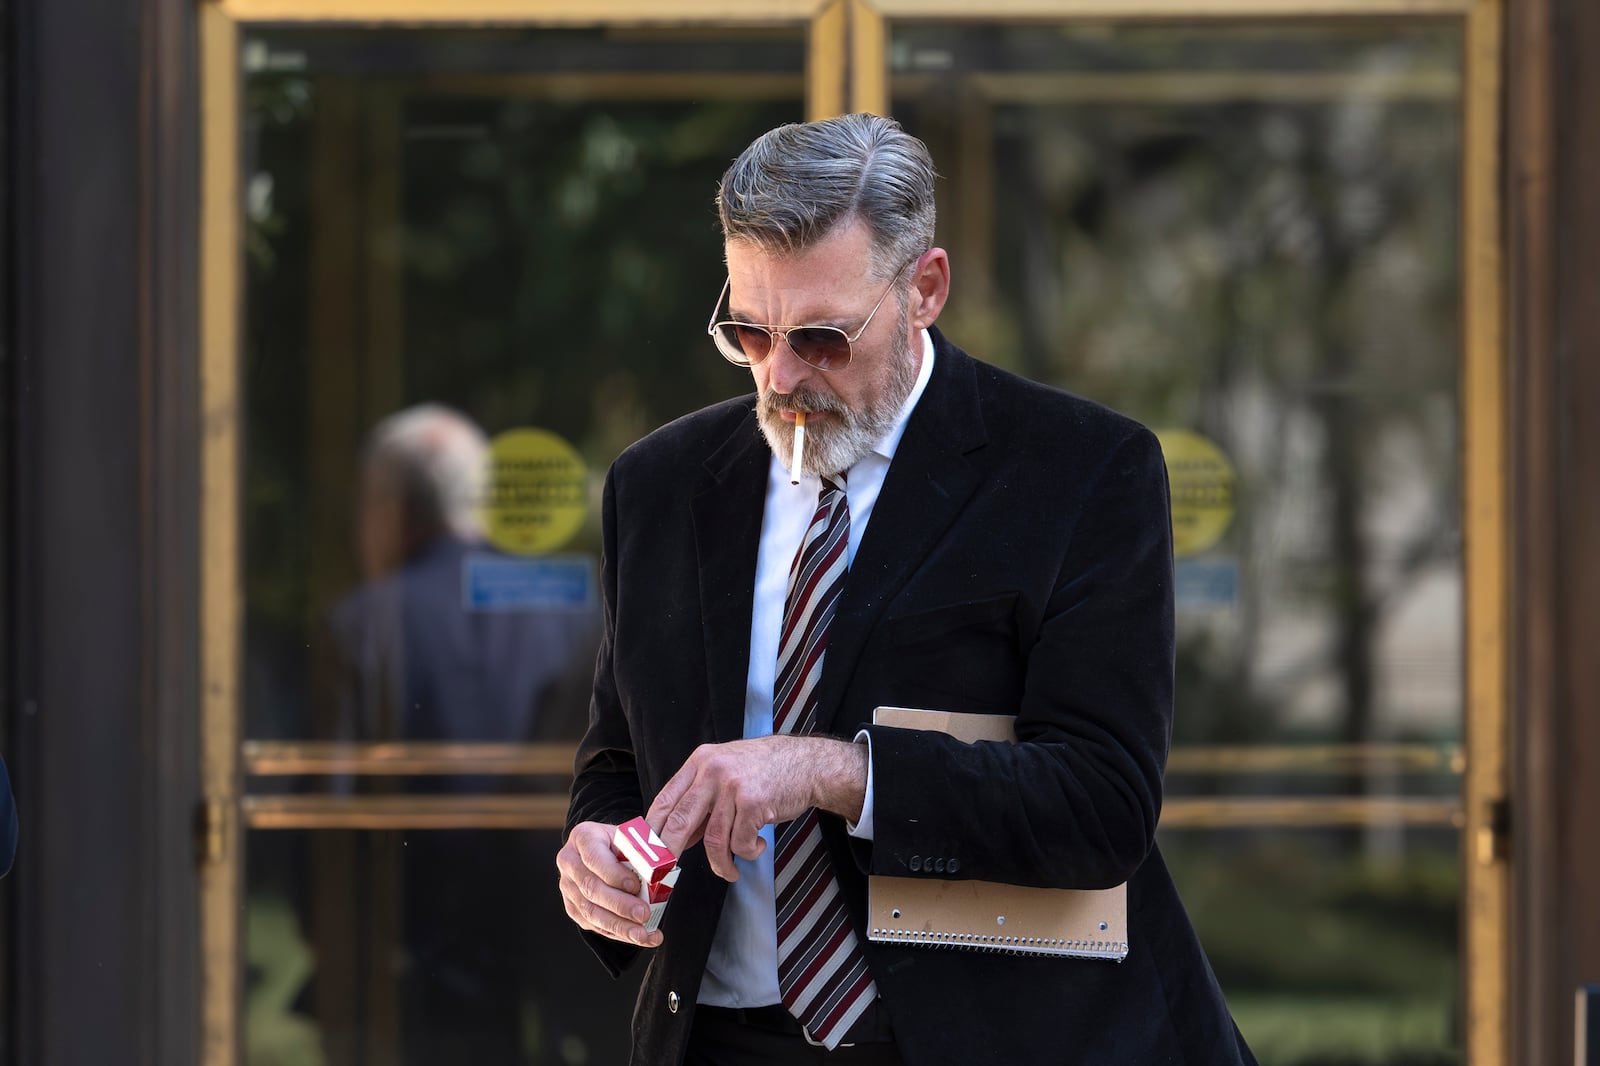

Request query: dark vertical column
[
  {"left": 1509, "top": 0, "right": 1560, "bottom": 1061},
  {"left": 0, "top": 0, "right": 14, "bottom": 1045},
  {"left": 12, "top": 3, "right": 146, "bottom": 1058},
  {"left": 145, "top": 0, "right": 202, "bottom": 1060},
  {"left": 10, "top": 0, "right": 200, "bottom": 1062},
  {"left": 1512, "top": 0, "right": 1600, "bottom": 1063},
  {"left": 1555, "top": 0, "right": 1600, "bottom": 1054}
]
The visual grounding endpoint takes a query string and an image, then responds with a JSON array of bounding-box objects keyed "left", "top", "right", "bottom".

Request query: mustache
[{"left": 759, "top": 388, "right": 848, "bottom": 418}]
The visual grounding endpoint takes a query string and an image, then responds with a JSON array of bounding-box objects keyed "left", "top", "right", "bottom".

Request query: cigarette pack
[{"left": 612, "top": 817, "right": 680, "bottom": 933}]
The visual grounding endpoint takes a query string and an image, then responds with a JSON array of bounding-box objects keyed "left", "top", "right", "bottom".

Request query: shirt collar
[{"left": 869, "top": 329, "right": 936, "bottom": 464}]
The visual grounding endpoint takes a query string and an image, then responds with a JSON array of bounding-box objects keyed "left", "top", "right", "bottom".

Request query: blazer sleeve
[
  {"left": 565, "top": 467, "right": 647, "bottom": 976},
  {"left": 862, "top": 427, "right": 1174, "bottom": 891}
]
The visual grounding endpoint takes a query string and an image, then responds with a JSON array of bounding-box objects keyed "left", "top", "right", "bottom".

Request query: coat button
[
  {"left": 948, "top": 858, "right": 960, "bottom": 874},
  {"left": 668, "top": 991, "right": 680, "bottom": 1014},
  {"left": 934, "top": 858, "right": 946, "bottom": 873},
  {"left": 909, "top": 855, "right": 922, "bottom": 872}
]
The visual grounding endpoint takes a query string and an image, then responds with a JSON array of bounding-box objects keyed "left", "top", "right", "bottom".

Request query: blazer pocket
[{"left": 880, "top": 592, "right": 1019, "bottom": 649}]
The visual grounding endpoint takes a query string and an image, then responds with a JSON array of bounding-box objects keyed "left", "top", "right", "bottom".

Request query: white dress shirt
[{"left": 697, "top": 330, "right": 936, "bottom": 1008}]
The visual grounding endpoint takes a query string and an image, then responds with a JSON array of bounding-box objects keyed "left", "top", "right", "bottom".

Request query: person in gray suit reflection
[
  {"left": 0, "top": 752, "right": 16, "bottom": 877},
  {"left": 320, "top": 403, "right": 606, "bottom": 1065},
  {"left": 331, "top": 403, "right": 597, "bottom": 747}
]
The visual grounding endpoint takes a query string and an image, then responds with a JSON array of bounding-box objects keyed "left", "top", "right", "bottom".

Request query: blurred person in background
[
  {"left": 317, "top": 403, "right": 602, "bottom": 1064},
  {"left": 1, "top": 752, "right": 15, "bottom": 877},
  {"left": 332, "top": 402, "right": 595, "bottom": 745}
]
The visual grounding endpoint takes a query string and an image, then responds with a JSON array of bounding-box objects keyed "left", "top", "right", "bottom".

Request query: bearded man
[{"left": 558, "top": 113, "right": 1256, "bottom": 1066}]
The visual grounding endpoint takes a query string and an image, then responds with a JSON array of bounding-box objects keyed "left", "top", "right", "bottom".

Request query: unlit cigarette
[{"left": 790, "top": 412, "right": 806, "bottom": 485}]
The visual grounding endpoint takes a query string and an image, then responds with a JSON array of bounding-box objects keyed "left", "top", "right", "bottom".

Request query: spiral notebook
[{"left": 866, "top": 706, "right": 1129, "bottom": 961}]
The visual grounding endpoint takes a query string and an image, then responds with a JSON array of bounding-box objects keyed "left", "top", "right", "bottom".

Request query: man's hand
[
  {"left": 557, "top": 820, "right": 664, "bottom": 948},
  {"left": 647, "top": 735, "right": 868, "bottom": 882}
]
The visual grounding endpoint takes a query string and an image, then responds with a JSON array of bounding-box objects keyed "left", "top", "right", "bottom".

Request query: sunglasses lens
[
  {"left": 711, "top": 322, "right": 852, "bottom": 370},
  {"left": 714, "top": 323, "right": 772, "bottom": 364},
  {"left": 788, "top": 327, "right": 852, "bottom": 370}
]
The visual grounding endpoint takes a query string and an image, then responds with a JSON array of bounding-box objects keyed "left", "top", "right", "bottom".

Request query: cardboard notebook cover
[{"left": 866, "top": 706, "right": 1129, "bottom": 961}]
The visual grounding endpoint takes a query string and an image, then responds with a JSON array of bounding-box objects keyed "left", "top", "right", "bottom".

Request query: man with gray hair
[
  {"left": 354, "top": 403, "right": 489, "bottom": 584},
  {"left": 559, "top": 115, "right": 1255, "bottom": 1065}
]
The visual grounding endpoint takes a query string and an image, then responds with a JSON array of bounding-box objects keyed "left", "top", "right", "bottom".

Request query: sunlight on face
[{"left": 727, "top": 221, "right": 921, "bottom": 477}]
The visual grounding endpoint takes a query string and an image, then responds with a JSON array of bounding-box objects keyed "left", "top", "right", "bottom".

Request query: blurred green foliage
[{"left": 1167, "top": 834, "right": 1458, "bottom": 1065}]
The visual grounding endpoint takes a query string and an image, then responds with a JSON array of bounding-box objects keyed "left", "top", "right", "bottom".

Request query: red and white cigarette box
[{"left": 612, "top": 816, "right": 680, "bottom": 933}]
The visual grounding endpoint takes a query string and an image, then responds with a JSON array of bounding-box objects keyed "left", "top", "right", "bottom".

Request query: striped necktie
[{"left": 772, "top": 474, "right": 878, "bottom": 1048}]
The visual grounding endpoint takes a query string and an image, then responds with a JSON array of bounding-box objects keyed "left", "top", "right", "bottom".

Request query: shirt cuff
[{"left": 846, "top": 730, "right": 875, "bottom": 840}]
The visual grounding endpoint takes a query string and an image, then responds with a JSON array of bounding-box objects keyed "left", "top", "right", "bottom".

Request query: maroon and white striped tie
[{"left": 772, "top": 474, "right": 878, "bottom": 1048}]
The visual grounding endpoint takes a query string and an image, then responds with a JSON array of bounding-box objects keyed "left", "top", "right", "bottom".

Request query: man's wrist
[{"left": 805, "top": 736, "right": 869, "bottom": 823}]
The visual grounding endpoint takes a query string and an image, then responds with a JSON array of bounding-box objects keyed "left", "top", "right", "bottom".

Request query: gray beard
[{"left": 757, "top": 321, "right": 917, "bottom": 479}]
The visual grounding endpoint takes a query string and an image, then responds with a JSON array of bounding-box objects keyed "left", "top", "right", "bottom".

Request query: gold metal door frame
[{"left": 199, "top": 9, "right": 242, "bottom": 1062}]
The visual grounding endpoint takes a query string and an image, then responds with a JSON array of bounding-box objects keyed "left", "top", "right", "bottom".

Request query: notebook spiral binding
[{"left": 868, "top": 927, "right": 1129, "bottom": 961}]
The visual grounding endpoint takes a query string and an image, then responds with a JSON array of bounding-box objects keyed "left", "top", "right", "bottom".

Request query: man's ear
[{"left": 909, "top": 248, "right": 951, "bottom": 330}]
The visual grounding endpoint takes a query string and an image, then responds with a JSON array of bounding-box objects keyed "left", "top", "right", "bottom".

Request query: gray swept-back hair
[
  {"left": 363, "top": 403, "right": 488, "bottom": 541},
  {"left": 716, "top": 113, "right": 936, "bottom": 281}
]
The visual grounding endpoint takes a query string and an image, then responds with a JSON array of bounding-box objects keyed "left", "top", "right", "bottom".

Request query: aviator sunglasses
[{"left": 706, "top": 257, "right": 917, "bottom": 372}]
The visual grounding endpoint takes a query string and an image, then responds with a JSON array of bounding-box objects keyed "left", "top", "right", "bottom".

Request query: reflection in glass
[
  {"left": 320, "top": 405, "right": 599, "bottom": 750},
  {"left": 1163, "top": 828, "right": 1458, "bottom": 1065},
  {"left": 239, "top": 25, "right": 804, "bottom": 1064},
  {"left": 247, "top": 829, "right": 642, "bottom": 1065},
  {"left": 243, "top": 27, "right": 804, "bottom": 745},
  {"left": 893, "top": 21, "right": 1462, "bottom": 1065}
]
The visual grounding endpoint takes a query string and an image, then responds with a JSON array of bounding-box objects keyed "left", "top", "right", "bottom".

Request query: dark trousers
[{"left": 684, "top": 1003, "right": 904, "bottom": 1066}]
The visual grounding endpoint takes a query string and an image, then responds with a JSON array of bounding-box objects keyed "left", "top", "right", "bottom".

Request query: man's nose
[{"left": 763, "top": 331, "right": 813, "bottom": 396}]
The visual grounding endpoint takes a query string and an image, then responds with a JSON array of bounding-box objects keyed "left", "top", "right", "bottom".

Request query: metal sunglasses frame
[{"left": 706, "top": 257, "right": 918, "bottom": 371}]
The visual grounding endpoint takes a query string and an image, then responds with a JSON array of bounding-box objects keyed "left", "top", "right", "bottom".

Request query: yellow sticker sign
[
  {"left": 1155, "top": 429, "right": 1236, "bottom": 558},
  {"left": 480, "top": 428, "right": 588, "bottom": 555}
]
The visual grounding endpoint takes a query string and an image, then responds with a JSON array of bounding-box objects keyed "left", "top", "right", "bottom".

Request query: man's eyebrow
[{"left": 727, "top": 307, "right": 851, "bottom": 329}]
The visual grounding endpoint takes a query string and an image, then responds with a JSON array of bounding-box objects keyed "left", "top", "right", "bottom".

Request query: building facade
[{"left": 2, "top": 1, "right": 1597, "bottom": 1064}]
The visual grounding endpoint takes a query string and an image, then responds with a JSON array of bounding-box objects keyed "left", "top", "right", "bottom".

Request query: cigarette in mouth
[{"left": 790, "top": 412, "right": 806, "bottom": 485}]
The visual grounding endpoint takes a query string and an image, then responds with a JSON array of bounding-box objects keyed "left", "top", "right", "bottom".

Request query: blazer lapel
[
  {"left": 690, "top": 403, "right": 769, "bottom": 744},
  {"left": 817, "top": 334, "right": 990, "bottom": 734}
]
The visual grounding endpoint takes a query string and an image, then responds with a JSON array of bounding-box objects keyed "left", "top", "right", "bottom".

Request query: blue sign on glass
[
  {"left": 463, "top": 554, "right": 595, "bottom": 611},
  {"left": 1174, "top": 558, "right": 1239, "bottom": 610}
]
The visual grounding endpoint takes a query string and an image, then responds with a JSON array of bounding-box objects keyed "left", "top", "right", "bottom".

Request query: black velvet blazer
[{"left": 567, "top": 329, "right": 1257, "bottom": 1066}]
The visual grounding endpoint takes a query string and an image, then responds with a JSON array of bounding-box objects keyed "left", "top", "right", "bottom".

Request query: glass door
[
  {"left": 202, "top": 8, "right": 829, "bottom": 1063},
  {"left": 860, "top": 3, "right": 1504, "bottom": 1065},
  {"left": 201, "top": 2, "right": 1507, "bottom": 1064}
]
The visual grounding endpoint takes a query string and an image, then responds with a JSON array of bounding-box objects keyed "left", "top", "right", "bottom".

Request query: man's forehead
[
  {"left": 723, "top": 235, "right": 876, "bottom": 323},
  {"left": 725, "top": 279, "right": 854, "bottom": 324}
]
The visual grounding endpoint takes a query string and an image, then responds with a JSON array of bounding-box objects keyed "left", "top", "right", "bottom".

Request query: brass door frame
[
  {"left": 201, "top": 0, "right": 1508, "bottom": 1062},
  {"left": 199, "top": 9, "right": 242, "bottom": 1063}
]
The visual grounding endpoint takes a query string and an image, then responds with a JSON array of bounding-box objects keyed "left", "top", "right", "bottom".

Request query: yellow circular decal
[
  {"left": 1155, "top": 429, "right": 1236, "bottom": 558},
  {"left": 480, "top": 428, "right": 588, "bottom": 555}
]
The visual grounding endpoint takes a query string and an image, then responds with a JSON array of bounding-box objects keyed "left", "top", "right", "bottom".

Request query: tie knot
[{"left": 821, "top": 473, "right": 847, "bottom": 497}]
